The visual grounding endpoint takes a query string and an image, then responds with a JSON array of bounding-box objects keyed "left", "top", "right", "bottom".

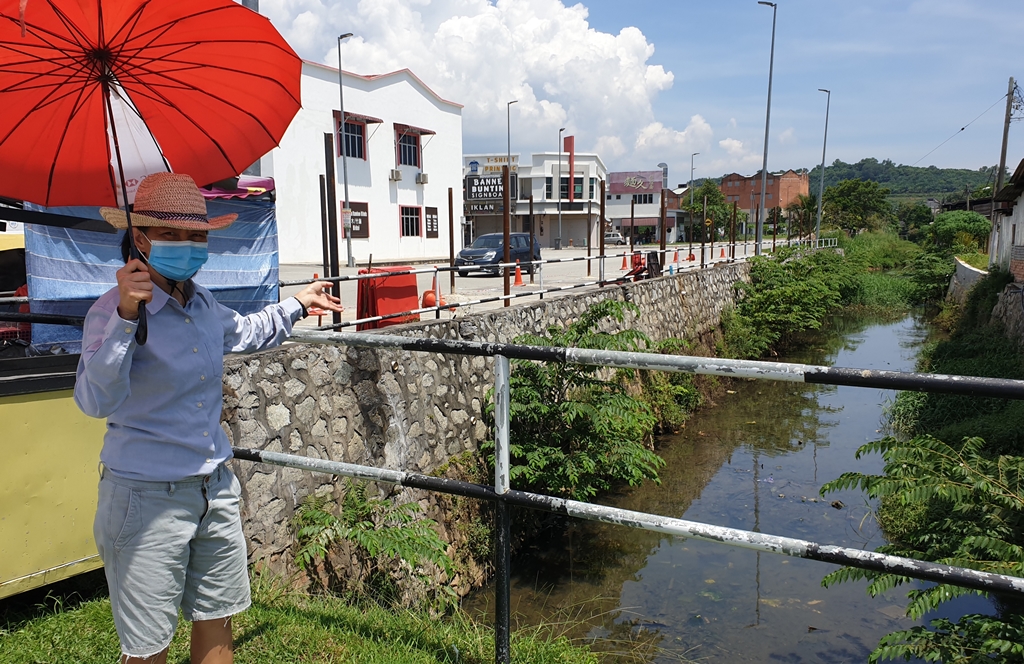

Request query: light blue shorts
[{"left": 93, "top": 463, "right": 251, "bottom": 659}]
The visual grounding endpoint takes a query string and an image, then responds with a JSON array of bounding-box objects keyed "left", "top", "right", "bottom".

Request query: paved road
[{"left": 280, "top": 240, "right": 795, "bottom": 329}]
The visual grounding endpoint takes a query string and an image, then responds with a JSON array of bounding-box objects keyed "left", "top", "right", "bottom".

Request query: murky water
[{"left": 465, "top": 313, "right": 993, "bottom": 662}]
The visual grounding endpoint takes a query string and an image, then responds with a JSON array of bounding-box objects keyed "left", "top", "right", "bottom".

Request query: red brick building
[{"left": 719, "top": 169, "right": 809, "bottom": 215}]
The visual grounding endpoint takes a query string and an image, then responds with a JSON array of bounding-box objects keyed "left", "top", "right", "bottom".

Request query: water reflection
[{"left": 465, "top": 314, "right": 962, "bottom": 662}]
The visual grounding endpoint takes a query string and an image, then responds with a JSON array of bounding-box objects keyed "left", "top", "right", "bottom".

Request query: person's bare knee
[{"left": 191, "top": 617, "right": 234, "bottom": 664}]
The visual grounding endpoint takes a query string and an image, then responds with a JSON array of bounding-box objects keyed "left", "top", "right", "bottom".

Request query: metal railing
[{"left": 231, "top": 328, "right": 1024, "bottom": 664}]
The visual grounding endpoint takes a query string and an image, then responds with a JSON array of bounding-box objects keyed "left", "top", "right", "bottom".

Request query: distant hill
[{"left": 805, "top": 158, "right": 1000, "bottom": 200}]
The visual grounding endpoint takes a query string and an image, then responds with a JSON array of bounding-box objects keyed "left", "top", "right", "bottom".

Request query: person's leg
[
  {"left": 94, "top": 471, "right": 204, "bottom": 661},
  {"left": 191, "top": 617, "right": 233, "bottom": 664},
  {"left": 182, "top": 465, "right": 250, "bottom": 663}
]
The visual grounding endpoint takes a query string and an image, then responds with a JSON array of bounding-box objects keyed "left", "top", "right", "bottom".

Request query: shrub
[
  {"left": 928, "top": 210, "right": 991, "bottom": 250},
  {"left": 821, "top": 435, "right": 1024, "bottom": 663},
  {"left": 483, "top": 300, "right": 665, "bottom": 501}
]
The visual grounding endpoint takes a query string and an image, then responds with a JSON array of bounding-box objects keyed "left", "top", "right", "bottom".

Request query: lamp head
[
  {"left": 818, "top": 88, "right": 829, "bottom": 93},
  {"left": 339, "top": 32, "right": 353, "bottom": 40},
  {"left": 757, "top": 1, "right": 775, "bottom": 6},
  {"left": 508, "top": 99, "right": 519, "bottom": 106}
]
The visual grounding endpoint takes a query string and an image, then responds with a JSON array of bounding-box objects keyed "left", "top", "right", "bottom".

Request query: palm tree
[{"left": 786, "top": 193, "right": 818, "bottom": 239}]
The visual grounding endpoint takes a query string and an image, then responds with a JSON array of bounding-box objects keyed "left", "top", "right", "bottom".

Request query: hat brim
[{"left": 99, "top": 208, "right": 237, "bottom": 231}]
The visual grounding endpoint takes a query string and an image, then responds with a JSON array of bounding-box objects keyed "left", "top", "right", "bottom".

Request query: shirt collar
[{"left": 147, "top": 279, "right": 198, "bottom": 315}]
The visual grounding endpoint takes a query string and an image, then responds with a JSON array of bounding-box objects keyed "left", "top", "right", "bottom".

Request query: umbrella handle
[{"left": 136, "top": 302, "right": 148, "bottom": 345}]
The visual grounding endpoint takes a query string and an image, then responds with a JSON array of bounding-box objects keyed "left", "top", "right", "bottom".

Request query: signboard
[
  {"left": 608, "top": 170, "right": 663, "bottom": 195},
  {"left": 463, "top": 155, "right": 518, "bottom": 175},
  {"left": 345, "top": 201, "right": 369, "bottom": 238},
  {"left": 425, "top": 206, "right": 439, "bottom": 238},
  {"left": 465, "top": 174, "right": 518, "bottom": 201},
  {"left": 464, "top": 201, "right": 515, "bottom": 216}
]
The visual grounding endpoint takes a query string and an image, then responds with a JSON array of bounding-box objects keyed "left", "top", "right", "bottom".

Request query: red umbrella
[{"left": 0, "top": 0, "right": 301, "bottom": 208}]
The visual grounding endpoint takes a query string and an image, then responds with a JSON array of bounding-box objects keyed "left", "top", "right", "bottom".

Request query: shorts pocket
[{"left": 112, "top": 485, "right": 143, "bottom": 552}]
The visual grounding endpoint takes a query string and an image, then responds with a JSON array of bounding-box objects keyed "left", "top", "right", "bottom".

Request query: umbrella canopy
[{"left": 0, "top": 0, "right": 301, "bottom": 207}]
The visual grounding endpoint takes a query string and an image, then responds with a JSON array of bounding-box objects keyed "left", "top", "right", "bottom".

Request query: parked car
[
  {"left": 456, "top": 232, "right": 541, "bottom": 275},
  {"left": 605, "top": 231, "right": 626, "bottom": 245}
]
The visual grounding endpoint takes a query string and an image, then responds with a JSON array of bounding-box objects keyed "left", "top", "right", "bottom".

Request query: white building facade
[
  {"left": 605, "top": 170, "right": 683, "bottom": 244},
  {"left": 263, "top": 61, "right": 464, "bottom": 264}
]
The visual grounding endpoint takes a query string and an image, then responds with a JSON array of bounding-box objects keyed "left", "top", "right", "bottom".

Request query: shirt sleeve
[
  {"left": 219, "top": 296, "right": 304, "bottom": 354},
  {"left": 74, "top": 300, "right": 139, "bottom": 418}
]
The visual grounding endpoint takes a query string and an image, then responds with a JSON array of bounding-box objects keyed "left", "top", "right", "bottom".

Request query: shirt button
[
  {"left": 124, "top": 327, "right": 132, "bottom": 334},
  {"left": 185, "top": 318, "right": 191, "bottom": 323},
  {"left": 203, "top": 431, "right": 209, "bottom": 437},
  {"left": 197, "top": 402, "right": 203, "bottom": 408},
  {"left": 205, "top": 458, "right": 212, "bottom": 463},
  {"left": 193, "top": 347, "right": 198, "bottom": 353},
  {"left": 200, "top": 375, "right": 206, "bottom": 381}
]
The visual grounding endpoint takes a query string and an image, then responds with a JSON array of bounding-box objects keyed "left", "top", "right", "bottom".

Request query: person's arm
[
  {"left": 74, "top": 260, "right": 153, "bottom": 418},
  {"left": 219, "top": 280, "right": 342, "bottom": 353}
]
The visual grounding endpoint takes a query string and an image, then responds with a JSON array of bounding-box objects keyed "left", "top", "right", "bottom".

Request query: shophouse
[
  {"left": 719, "top": 170, "right": 809, "bottom": 220},
  {"left": 605, "top": 170, "right": 686, "bottom": 244},
  {"left": 262, "top": 61, "right": 464, "bottom": 264},
  {"left": 463, "top": 152, "right": 607, "bottom": 249}
]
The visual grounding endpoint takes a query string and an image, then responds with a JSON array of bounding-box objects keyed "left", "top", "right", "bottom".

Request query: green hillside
[{"left": 806, "top": 158, "right": 1001, "bottom": 200}]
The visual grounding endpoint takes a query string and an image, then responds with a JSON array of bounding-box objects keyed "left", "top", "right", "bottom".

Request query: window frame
[
  {"left": 399, "top": 205, "right": 422, "bottom": 237},
  {"left": 397, "top": 132, "right": 420, "bottom": 167},
  {"left": 338, "top": 119, "right": 366, "bottom": 160}
]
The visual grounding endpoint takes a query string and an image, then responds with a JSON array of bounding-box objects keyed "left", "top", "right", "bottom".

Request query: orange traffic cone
[
  {"left": 673, "top": 249, "right": 679, "bottom": 263},
  {"left": 688, "top": 253, "right": 695, "bottom": 261},
  {"left": 720, "top": 248, "right": 726, "bottom": 258},
  {"left": 513, "top": 260, "right": 525, "bottom": 287},
  {"left": 621, "top": 254, "right": 629, "bottom": 270},
  {"left": 422, "top": 270, "right": 446, "bottom": 308}
]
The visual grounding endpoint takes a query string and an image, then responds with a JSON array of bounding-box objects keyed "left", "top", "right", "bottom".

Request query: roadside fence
[{"left": 233, "top": 328, "right": 1024, "bottom": 664}]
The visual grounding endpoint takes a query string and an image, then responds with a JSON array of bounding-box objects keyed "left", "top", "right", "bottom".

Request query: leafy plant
[
  {"left": 820, "top": 435, "right": 1024, "bottom": 663},
  {"left": 294, "top": 481, "right": 456, "bottom": 611},
  {"left": 483, "top": 299, "right": 665, "bottom": 501},
  {"left": 928, "top": 210, "right": 991, "bottom": 251}
]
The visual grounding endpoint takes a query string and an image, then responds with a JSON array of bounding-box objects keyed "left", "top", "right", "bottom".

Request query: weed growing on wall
[{"left": 294, "top": 480, "right": 457, "bottom": 612}]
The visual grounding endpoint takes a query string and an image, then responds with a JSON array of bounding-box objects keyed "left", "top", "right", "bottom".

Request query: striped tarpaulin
[{"left": 23, "top": 198, "right": 279, "bottom": 354}]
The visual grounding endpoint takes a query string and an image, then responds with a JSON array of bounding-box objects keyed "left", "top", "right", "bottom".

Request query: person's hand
[
  {"left": 116, "top": 259, "right": 153, "bottom": 320},
  {"left": 295, "top": 281, "right": 343, "bottom": 313}
]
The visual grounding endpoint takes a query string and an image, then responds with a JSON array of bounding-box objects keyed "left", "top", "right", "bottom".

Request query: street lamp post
[
  {"left": 756, "top": 1, "right": 777, "bottom": 257},
  {"left": 557, "top": 126, "right": 565, "bottom": 249},
  {"left": 815, "top": 88, "right": 830, "bottom": 242},
  {"left": 337, "top": 32, "right": 355, "bottom": 267},
  {"left": 507, "top": 100, "right": 517, "bottom": 228},
  {"left": 690, "top": 152, "right": 699, "bottom": 245}
]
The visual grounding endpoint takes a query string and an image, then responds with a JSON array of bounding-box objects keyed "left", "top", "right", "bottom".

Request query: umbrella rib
[
  {"left": 0, "top": 64, "right": 95, "bottom": 149},
  {"left": 44, "top": 83, "right": 100, "bottom": 206},
  {"left": 42, "top": 0, "right": 97, "bottom": 52},
  {"left": 107, "top": 83, "right": 172, "bottom": 173},
  {"left": 111, "top": 4, "right": 248, "bottom": 47},
  {"left": 0, "top": 14, "right": 87, "bottom": 52}
]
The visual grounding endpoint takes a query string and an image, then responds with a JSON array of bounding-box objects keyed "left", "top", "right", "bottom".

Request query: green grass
[
  {"left": 844, "top": 231, "right": 922, "bottom": 270},
  {"left": 955, "top": 252, "right": 990, "bottom": 270},
  {"left": 0, "top": 572, "right": 597, "bottom": 664},
  {"left": 848, "top": 272, "right": 916, "bottom": 311}
]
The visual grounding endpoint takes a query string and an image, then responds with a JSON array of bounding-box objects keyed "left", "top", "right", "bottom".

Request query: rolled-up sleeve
[
  {"left": 220, "top": 297, "right": 303, "bottom": 354},
  {"left": 74, "top": 302, "right": 138, "bottom": 418}
]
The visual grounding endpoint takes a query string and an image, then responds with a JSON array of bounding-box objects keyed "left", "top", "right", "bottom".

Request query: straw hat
[{"left": 100, "top": 172, "right": 237, "bottom": 231}]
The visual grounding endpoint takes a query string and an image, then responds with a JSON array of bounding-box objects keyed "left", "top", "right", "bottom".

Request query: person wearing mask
[{"left": 74, "top": 172, "right": 342, "bottom": 663}]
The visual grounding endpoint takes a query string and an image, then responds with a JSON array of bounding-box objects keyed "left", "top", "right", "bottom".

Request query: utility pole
[{"left": 996, "top": 76, "right": 1016, "bottom": 198}]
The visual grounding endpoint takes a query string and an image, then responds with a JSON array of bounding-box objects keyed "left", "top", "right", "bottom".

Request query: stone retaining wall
[
  {"left": 947, "top": 257, "right": 988, "bottom": 305},
  {"left": 222, "top": 261, "right": 751, "bottom": 590}
]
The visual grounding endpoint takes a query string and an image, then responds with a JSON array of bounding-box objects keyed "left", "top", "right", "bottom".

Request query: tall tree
[{"left": 823, "top": 179, "right": 894, "bottom": 236}]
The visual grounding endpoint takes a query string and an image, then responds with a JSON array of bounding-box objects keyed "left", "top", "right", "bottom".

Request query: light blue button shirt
[{"left": 74, "top": 282, "right": 303, "bottom": 481}]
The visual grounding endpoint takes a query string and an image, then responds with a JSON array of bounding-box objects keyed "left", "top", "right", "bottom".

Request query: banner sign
[
  {"left": 608, "top": 171, "right": 663, "bottom": 195},
  {"left": 425, "top": 206, "right": 439, "bottom": 238},
  {"left": 346, "top": 201, "right": 369, "bottom": 238},
  {"left": 465, "top": 174, "right": 518, "bottom": 201}
]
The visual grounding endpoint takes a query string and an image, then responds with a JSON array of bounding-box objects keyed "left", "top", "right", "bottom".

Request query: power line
[{"left": 912, "top": 93, "right": 1009, "bottom": 166}]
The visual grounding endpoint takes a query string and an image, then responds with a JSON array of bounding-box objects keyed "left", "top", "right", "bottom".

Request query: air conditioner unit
[
  {"left": 389, "top": 169, "right": 402, "bottom": 182},
  {"left": 415, "top": 172, "right": 429, "bottom": 185}
]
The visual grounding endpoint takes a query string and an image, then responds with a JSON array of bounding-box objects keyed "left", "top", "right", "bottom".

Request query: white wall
[
  {"left": 991, "top": 195, "right": 1024, "bottom": 271},
  {"left": 268, "top": 63, "right": 464, "bottom": 264}
]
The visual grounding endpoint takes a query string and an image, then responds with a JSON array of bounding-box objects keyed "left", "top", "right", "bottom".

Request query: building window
[
  {"left": 632, "top": 193, "right": 654, "bottom": 205},
  {"left": 340, "top": 121, "right": 365, "bottom": 159},
  {"left": 560, "top": 177, "right": 569, "bottom": 200},
  {"left": 768, "top": 179, "right": 774, "bottom": 185},
  {"left": 589, "top": 178, "right": 596, "bottom": 199},
  {"left": 545, "top": 177, "right": 552, "bottom": 199},
  {"left": 519, "top": 177, "right": 530, "bottom": 200},
  {"left": 400, "top": 206, "right": 421, "bottom": 237},
  {"left": 615, "top": 194, "right": 621, "bottom": 200},
  {"left": 766, "top": 193, "right": 773, "bottom": 199},
  {"left": 574, "top": 177, "right": 584, "bottom": 200},
  {"left": 606, "top": 194, "right": 612, "bottom": 201},
  {"left": 398, "top": 133, "right": 419, "bottom": 167}
]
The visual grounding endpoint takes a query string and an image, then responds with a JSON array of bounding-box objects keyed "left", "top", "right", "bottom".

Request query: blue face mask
[{"left": 143, "top": 239, "right": 209, "bottom": 281}]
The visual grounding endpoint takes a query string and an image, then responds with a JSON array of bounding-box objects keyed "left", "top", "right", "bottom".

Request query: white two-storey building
[{"left": 263, "top": 61, "right": 464, "bottom": 264}]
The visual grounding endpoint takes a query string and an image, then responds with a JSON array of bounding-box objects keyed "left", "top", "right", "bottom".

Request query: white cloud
[
  {"left": 712, "top": 137, "right": 762, "bottom": 173},
  {"left": 260, "top": 0, "right": 694, "bottom": 169},
  {"left": 778, "top": 127, "right": 796, "bottom": 145}
]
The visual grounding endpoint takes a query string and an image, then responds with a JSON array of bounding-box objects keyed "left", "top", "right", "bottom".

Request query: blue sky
[{"left": 264, "top": 0, "right": 1023, "bottom": 180}]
